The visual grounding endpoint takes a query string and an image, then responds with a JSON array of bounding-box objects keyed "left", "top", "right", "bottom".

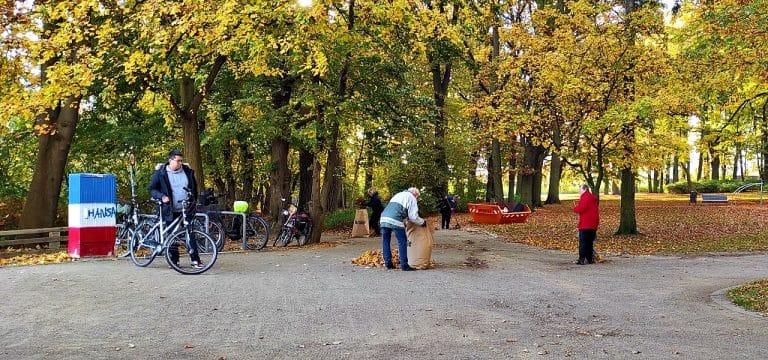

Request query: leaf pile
[
  {"left": 0, "top": 251, "right": 72, "bottom": 267},
  {"left": 461, "top": 195, "right": 768, "bottom": 255},
  {"left": 727, "top": 279, "right": 768, "bottom": 316},
  {"left": 351, "top": 249, "right": 399, "bottom": 268}
]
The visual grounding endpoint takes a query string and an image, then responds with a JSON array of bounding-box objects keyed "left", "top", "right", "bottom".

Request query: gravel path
[{"left": 1, "top": 229, "right": 766, "bottom": 359}]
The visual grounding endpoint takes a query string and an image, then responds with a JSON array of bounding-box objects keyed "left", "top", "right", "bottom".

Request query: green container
[{"left": 233, "top": 201, "right": 249, "bottom": 213}]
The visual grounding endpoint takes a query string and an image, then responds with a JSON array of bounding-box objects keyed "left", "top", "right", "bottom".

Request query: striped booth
[{"left": 68, "top": 173, "right": 117, "bottom": 258}]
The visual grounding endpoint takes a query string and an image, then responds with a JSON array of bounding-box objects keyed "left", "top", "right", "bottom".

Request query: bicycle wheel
[
  {"left": 297, "top": 223, "right": 312, "bottom": 246},
  {"left": 115, "top": 224, "right": 134, "bottom": 257},
  {"left": 243, "top": 216, "right": 269, "bottom": 250},
  {"left": 129, "top": 223, "right": 159, "bottom": 267},
  {"left": 277, "top": 229, "right": 293, "bottom": 247},
  {"left": 166, "top": 230, "right": 218, "bottom": 275},
  {"left": 194, "top": 218, "right": 225, "bottom": 251}
]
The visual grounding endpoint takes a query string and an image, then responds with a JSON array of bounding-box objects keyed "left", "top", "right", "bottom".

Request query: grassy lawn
[
  {"left": 727, "top": 279, "right": 768, "bottom": 316},
  {"left": 457, "top": 193, "right": 768, "bottom": 255}
]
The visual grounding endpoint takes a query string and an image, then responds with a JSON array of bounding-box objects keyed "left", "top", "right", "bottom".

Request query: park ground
[{"left": 2, "top": 193, "right": 768, "bottom": 359}]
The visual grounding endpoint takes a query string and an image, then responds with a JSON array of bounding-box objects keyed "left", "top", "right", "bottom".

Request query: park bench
[
  {"left": 701, "top": 193, "right": 728, "bottom": 204},
  {"left": 467, "top": 203, "right": 532, "bottom": 224},
  {"left": 0, "top": 227, "right": 69, "bottom": 249}
]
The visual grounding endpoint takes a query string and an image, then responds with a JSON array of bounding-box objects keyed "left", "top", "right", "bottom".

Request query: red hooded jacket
[{"left": 573, "top": 191, "right": 599, "bottom": 230}]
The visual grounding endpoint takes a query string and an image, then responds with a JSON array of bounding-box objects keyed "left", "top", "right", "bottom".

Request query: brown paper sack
[
  {"left": 350, "top": 209, "right": 370, "bottom": 238},
  {"left": 406, "top": 220, "right": 435, "bottom": 269}
]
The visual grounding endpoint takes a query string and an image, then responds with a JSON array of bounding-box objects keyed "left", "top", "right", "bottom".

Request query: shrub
[
  {"left": 667, "top": 179, "right": 752, "bottom": 194},
  {"left": 696, "top": 180, "right": 721, "bottom": 193},
  {"left": 666, "top": 181, "right": 693, "bottom": 194},
  {"left": 323, "top": 208, "right": 357, "bottom": 230}
]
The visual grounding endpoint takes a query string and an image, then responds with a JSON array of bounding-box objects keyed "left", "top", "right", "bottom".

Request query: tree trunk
[
  {"left": 428, "top": 36, "right": 453, "bottom": 200},
  {"left": 268, "top": 138, "right": 291, "bottom": 222},
  {"left": 221, "top": 142, "right": 236, "bottom": 206},
  {"left": 672, "top": 154, "right": 679, "bottom": 182},
  {"left": 545, "top": 155, "right": 562, "bottom": 204},
  {"left": 508, "top": 152, "right": 517, "bottom": 202},
  {"left": 19, "top": 96, "right": 81, "bottom": 229},
  {"left": 647, "top": 171, "right": 653, "bottom": 193},
  {"left": 696, "top": 151, "right": 704, "bottom": 180},
  {"left": 179, "top": 77, "right": 205, "bottom": 190},
  {"left": 254, "top": 184, "right": 265, "bottom": 212},
  {"left": 531, "top": 149, "right": 545, "bottom": 208},
  {"left": 616, "top": 166, "right": 638, "bottom": 235},
  {"left": 603, "top": 175, "right": 610, "bottom": 196},
  {"left": 309, "top": 156, "right": 324, "bottom": 244},
  {"left": 240, "top": 143, "right": 255, "bottom": 203},
  {"left": 352, "top": 137, "right": 365, "bottom": 197},
  {"left": 519, "top": 138, "right": 546, "bottom": 207},
  {"left": 710, "top": 151, "right": 720, "bottom": 180},
  {"left": 616, "top": 123, "right": 638, "bottom": 235},
  {"left": 762, "top": 129, "right": 768, "bottom": 182},
  {"left": 491, "top": 139, "right": 504, "bottom": 201},
  {"left": 298, "top": 147, "right": 314, "bottom": 211},
  {"left": 467, "top": 152, "right": 479, "bottom": 202},
  {"left": 485, "top": 152, "right": 494, "bottom": 203}
]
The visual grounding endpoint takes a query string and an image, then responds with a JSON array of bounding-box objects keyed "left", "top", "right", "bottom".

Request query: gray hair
[{"left": 408, "top": 187, "right": 420, "bottom": 197}]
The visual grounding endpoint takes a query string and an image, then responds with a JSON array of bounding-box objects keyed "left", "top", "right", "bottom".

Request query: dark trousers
[
  {"left": 369, "top": 212, "right": 381, "bottom": 236},
  {"left": 578, "top": 229, "right": 596, "bottom": 263},
  {"left": 381, "top": 227, "right": 409, "bottom": 270},
  {"left": 441, "top": 210, "right": 452, "bottom": 229},
  {"left": 168, "top": 211, "right": 201, "bottom": 264}
]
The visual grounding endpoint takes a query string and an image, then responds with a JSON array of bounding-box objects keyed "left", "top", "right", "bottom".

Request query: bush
[
  {"left": 666, "top": 180, "right": 753, "bottom": 194},
  {"left": 697, "top": 180, "right": 721, "bottom": 193},
  {"left": 667, "top": 181, "right": 693, "bottom": 194},
  {"left": 323, "top": 208, "right": 357, "bottom": 230}
]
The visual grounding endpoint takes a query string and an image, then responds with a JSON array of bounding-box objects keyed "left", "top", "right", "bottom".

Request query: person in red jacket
[{"left": 573, "top": 184, "right": 599, "bottom": 265}]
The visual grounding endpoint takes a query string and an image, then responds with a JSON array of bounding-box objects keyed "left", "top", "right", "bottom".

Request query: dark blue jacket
[{"left": 149, "top": 163, "right": 197, "bottom": 222}]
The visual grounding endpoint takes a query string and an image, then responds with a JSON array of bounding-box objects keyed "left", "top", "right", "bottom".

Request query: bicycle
[
  {"left": 115, "top": 150, "right": 141, "bottom": 257},
  {"left": 129, "top": 188, "right": 218, "bottom": 275},
  {"left": 274, "top": 198, "right": 313, "bottom": 247},
  {"left": 195, "top": 191, "right": 270, "bottom": 251}
]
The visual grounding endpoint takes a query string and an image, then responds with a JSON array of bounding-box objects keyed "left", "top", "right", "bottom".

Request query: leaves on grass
[
  {"left": 727, "top": 279, "right": 768, "bottom": 316},
  {"left": 456, "top": 196, "right": 768, "bottom": 255}
]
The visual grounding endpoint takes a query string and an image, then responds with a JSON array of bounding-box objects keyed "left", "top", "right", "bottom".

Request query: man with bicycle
[{"left": 149, "top": 149, "right": 204, "bottom": 269}]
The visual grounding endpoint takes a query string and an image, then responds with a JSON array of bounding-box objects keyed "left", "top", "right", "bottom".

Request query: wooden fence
[{"left": 0, "top": 227, "right": 69, "bottom": 249}]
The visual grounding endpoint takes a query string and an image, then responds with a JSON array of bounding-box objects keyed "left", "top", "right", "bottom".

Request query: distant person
[
  {"left": 366, "top": 187, "right": 384, "bottom": 236},
  {"left": 380, "top": 187, "right": 426, "bottom": 271},
  {"left": 573, "top": 184, "right": 599, "bottom": 265},
  {"left": 438, "top": 194, "right": 457, "bottom": 229}
]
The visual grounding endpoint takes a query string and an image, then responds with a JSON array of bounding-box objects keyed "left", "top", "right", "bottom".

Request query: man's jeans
[
  {"left": 168, "top": 211, "right": 201, "bottom": 264},
  {"left": 381, "top": 227, "right": 409, "bottom": 269}
]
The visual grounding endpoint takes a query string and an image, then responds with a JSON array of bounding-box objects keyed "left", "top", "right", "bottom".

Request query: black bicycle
[
  {"left": 195, "top": 190, "right": 270, "bottom": 251},
  {"left": 274, "top": 198, "right": 312, "bottom": 247}
]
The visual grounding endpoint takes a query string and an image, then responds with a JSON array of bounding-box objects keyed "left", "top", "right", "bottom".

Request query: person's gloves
[{"left": 420, "top": 221, "right": 427, "bottom": 227}]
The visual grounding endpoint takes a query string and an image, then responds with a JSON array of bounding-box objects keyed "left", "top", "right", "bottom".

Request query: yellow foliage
[{"left": 351, "top": 249, "right": 399, "bottom": 268}]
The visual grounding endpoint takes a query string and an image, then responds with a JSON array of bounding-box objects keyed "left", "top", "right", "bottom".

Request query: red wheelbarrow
[{"left": 467, "top": 203, "right": 532, "bottom": 224}]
